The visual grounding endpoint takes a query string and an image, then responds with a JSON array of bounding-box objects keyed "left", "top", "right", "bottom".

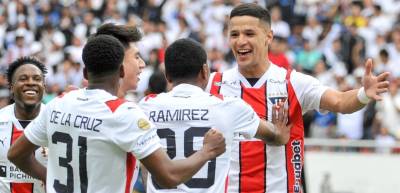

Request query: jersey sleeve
[
  {"left": 227, "top": 98, "right": 260, "bottom": 139},
  {"left": 24, "top": 106, "right": 49, "bottom": 147},
  {"left": 290, "top": 70, "right": 329, "bottom": 113},
  {"left": 110, "top": 104, "right": 161, "bottom": 160}
]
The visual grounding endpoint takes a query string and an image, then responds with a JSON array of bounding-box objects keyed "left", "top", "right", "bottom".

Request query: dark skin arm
[
  {"left": 8, "top": 129, "right": 225, "bottom": 189},
  {"left": 255, "top": 102, "right": 292, "bottom": 145},
  {"left": 140, "top": 128, "right": 225, "bottom": 188},
  {"left": 7, "top": 134, "right": 47, "bottom": 183}
]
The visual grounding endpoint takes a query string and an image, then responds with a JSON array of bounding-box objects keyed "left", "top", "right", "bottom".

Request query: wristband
[{"left": 357, "top": 87, "right": 371, "bottom": 104}]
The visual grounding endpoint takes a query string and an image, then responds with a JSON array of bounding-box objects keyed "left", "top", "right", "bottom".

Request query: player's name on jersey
[
  {"left": 148, "top": 109, "right": 209, "bottom": 122},
  {"left": 50, "top": 110, "right": 103, "bottom": 132}
]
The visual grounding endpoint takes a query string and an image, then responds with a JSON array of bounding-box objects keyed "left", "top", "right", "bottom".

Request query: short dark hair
[
  {"left": 95, "top": 23, "right": 142, "bottom": 49},
  {"left": 82, "top": 34, "right": 125, "bottom": 76},
  {"left": 165, "top": 38, "right": 207, "bottom": 81},
  {"left": 148, "top": 70, "right": 167, "bottom": 94},
  {"left": 230, "top": 3, "right": 271, "bottom": 26},
  {"left": 6, "top": 56, "right": 47, "bottom": 86}
]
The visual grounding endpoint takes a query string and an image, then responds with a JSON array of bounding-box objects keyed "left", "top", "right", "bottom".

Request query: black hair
[
  {"left": 148, "top": 70, "right": 167, "bottom": 94},
  {"left": 230, "top": 3, "right": 271, "bottom": 26},
  {"left": 6, "top": 56, "right": 47, "bottom": 86},
  {"left": 95, "top": 23, "right": 142, "bottom": 49},
  {"left": 379, "top": 49, "right": 389, "bottom": 58},
  {"left": 82, "top": 34, "right": 125, "bottom": 76},
  {"left": 164, "top": 38, "right": 207, "bottom": 81}
]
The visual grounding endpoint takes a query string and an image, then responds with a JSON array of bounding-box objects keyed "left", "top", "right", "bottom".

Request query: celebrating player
[
  {"left": 8, "top": 34, "right": 226, "bottom": 193},
  {"left": 139, "top": 38, "right": 292, "bottom": 193},
  {"left": 207, "top": 3, "right": 390, "bottom": 193},
  {"left": 0, "top": 57, "right": 47, "bottom": 193}
]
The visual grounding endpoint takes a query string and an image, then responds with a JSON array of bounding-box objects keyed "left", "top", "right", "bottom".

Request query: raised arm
[
  {"left": 320, "top": 59, "right": 390, "bottom": 114},
  {"left": 140, "top": 128, "right": 225, "bottom": 188},
  {"left": 7, "top": 134, "right": 47, "bottom": 183},
  {"left": 255, "top": 102, "right": 292, "bottom": 145}
]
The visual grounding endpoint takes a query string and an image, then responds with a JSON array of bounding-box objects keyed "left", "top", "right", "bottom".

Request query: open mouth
[
  {"left": 23, "top": 89, "right": 38, "bottom": 97},
  {"left": 237, "top": 49, "right": 252, "bottom": 57}
]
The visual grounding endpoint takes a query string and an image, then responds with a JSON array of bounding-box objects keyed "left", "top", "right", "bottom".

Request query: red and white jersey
[
  {"left": 139, "top": 84, "right": 260, "bottom": 193},
  {"left": 206, "top": 64, "right": 328, "bottom": 193},
  {"left": 0, "top": 104, "right": 46, "bottom": 193},
  {"left": 24, "top": 89, "right": 161, "bottom": 193}
]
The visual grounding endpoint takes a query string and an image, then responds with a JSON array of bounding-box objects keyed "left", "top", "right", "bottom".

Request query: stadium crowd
[{"left": 0, "top": 0, "right": 399, "bottom": 146}]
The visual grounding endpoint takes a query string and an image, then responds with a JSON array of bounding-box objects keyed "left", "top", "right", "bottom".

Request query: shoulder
[{"left": 0, "top": 104, "right": 14, "bottom": 121}]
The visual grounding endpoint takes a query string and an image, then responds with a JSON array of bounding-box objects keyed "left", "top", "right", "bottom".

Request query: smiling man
[
  {"left": 0, "top": 56, "right": 47, "bottom": 193},
  {"left": 207, "top": 3, "right": 390, "bottom": 193}
]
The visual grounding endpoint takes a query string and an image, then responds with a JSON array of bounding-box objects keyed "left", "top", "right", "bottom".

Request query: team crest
[
  {"left": 137, "top": 118, "right": 151, "bottom": 130},
  {"left": 268, "top": 92, "right": 287, "bottom": 104}
]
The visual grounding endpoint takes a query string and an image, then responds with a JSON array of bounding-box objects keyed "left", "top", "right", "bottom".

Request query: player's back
[
  {"left": 140, "top": 84, "right": 259, "bottom": 193},
  {"left": 41, "top": 89, "right": 154, "bottom": 193}
]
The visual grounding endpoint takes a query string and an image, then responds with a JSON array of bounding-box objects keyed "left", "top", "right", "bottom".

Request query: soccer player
[
  {"left": 93, "top": 23, "right": 145, "bottom": 98},
  {"left": 7, "top": 35, "right": 226, "bottom": 193},
  {"left": 0, "top": 56, "right": 47, "bottom": 193},
  {"left": 139, "top": 38, "right": 292, "bottom": 193},
  {"left": 207, "top": 3, "right": 390, "bottom": 193}
]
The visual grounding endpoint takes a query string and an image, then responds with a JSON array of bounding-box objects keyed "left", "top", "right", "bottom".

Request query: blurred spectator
[
  {"left": 344, "top": 1, "right": 367, "bottom": 28},
  {"left": 375, "top": 127, "right": 397, "bottom": 153},
  {"left": 295, "top": 39, "right": 322, "bottom": 74},
  {"left": 268, "top": 36, "right": 290, "bottom": 69},
  {"left": 0, "top": 86, "right": 10, "bottom": 108},
  {"left": 144, "top": 70, "right": 167, "bottom": 96},
  {"left": 376, "top": 81, "right": 400, "bottom": 139},
  {"left": 270, "top": 5, "right": 290, "bottom": 38}
]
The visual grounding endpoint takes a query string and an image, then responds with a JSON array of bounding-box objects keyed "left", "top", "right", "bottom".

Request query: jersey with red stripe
[
  {"left": 139, "top": 84, "right": 260, "bottom": 193},
  {"left": 0, "top": 104, "right": 46, "bottom": 193},
  {"left": 24, "top": 89, "right": 161, "bottom": 193},
  {"left": 206, "top": 64, "right": 328, "bottom": 193}
]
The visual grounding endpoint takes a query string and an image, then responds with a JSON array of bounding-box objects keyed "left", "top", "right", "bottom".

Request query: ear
[
  {"left": 201, "top": 63, "right": 210, "bottom": 81},
  {"left": 266, "top": 29, "right": 274, "bottom": 46},
  {"left": 120, "top": 65, "right": 125, "bottom": 78},
  {"left": 83, "top": 67, "right": 88, "bottom": 79}
]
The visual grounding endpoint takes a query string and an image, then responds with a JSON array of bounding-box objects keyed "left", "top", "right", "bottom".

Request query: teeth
[
  {"left": 24, "top": 90, "right": 37, "bottom": 95},
  {"left": 238, "top": 49, "right": 250, "bottom": 53}
]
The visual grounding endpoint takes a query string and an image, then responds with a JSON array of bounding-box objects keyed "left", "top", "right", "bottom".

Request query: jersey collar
[
  {"left": 170, "top": 84, "right": 205, "bottom": 96},
  {"left": 235, "top": 64, "right": 276, "bottom": 88}
]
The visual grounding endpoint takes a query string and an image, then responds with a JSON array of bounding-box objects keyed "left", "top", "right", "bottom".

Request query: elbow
[
  {"left": 153, "top": 173, "right": 181, "bottom": 189},
  {"left": 7, "top": 148, "right": 19, "bottom": 164}
]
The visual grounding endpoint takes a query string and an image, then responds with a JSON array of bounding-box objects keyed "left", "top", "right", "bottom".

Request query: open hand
[
  {"left": 363, "top": 59, "right": 390, "bottom": 101},
  {"left": 271, "top": 101, "right": 292, "bottom": 144}
]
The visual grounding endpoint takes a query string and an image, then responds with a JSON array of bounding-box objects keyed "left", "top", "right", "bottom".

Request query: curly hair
[{"left": 6, "top": 56, "right": 47, "bottom": 86}]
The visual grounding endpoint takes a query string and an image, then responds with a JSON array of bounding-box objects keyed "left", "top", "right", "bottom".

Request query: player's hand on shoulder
[
  {"left": 272, "top": 101, "right": 292, "bottom": 145},
  {"left": 202, "top": 128, "right": 226, "bottom": 159}
]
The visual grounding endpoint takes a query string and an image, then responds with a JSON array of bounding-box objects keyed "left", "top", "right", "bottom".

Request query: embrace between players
[{"left": 4, "top": 3, "right": 389, "bottom": 193}]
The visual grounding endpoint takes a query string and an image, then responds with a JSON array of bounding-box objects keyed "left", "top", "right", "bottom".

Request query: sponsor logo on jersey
[
  {"left": 0, "top": 121, "right": 8, "bottom": 126},
  {"left": 0, "top": 165, "right": 6, "bottom": 177},
  {"left": 269, "top": 79, "right": 286, "bottom": 84},
  {"left": 137, "top": 118, "right": 151, "bottom": 130},
  {"left": 216, "top": 80, "right": 241, "bottom": 87},
  {"left": 291, "top": 140, "right": 302, "bottom": 193}
]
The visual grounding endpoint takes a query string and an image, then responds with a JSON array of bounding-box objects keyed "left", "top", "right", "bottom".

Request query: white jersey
[
  {"left": 206, "top": 64, "right": 328, "bottom": 193},
  {"left": 24, "top": 89, "right": 161, "bottom": 193},
  {"left": 0, "top": 104, "right": 46, "bottom": 193},
  {"left": 139, "top": 84, "right": 260, "bottom": 193}
]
